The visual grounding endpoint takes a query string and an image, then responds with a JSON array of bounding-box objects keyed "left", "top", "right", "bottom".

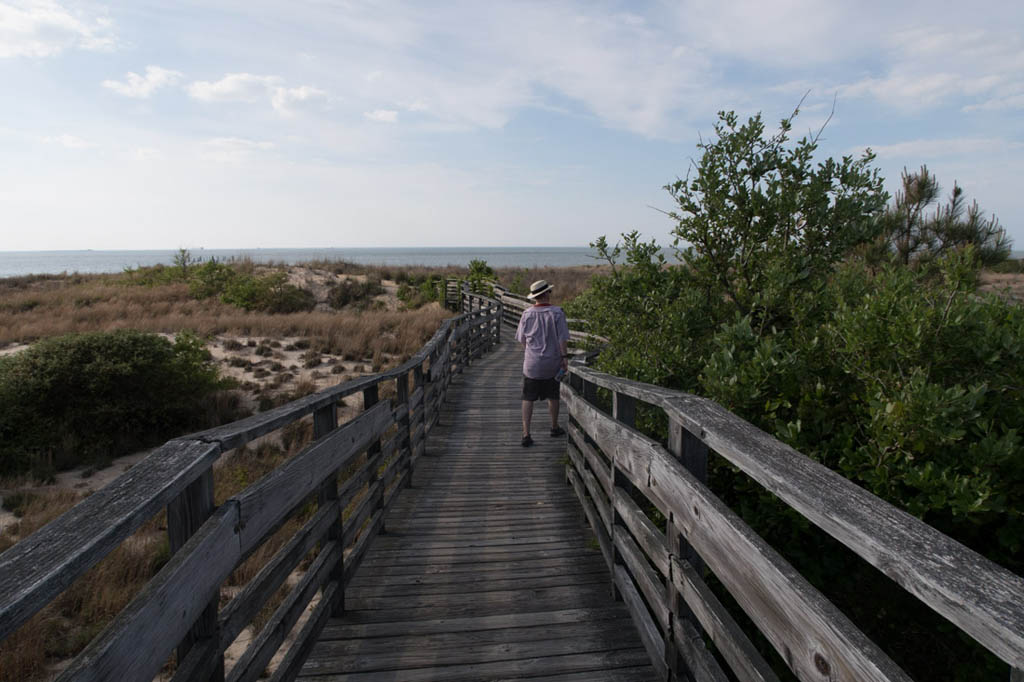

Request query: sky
[{"left": 1, "top": 0, "right": 1023, "bottom": 251}]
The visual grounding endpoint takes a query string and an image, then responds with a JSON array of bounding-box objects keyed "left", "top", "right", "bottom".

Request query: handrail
[
  {"left": 486, "top": 280, "right": 607, "bottom": 346},
  {"left": 562, "top": 360, "right": 1024, "bottom": 680},
  {"left": 0, "top": 290, "right": 504, "bottom": 681}
]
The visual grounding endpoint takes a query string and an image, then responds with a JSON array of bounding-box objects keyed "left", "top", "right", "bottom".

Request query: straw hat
[{"left": 527, "top": 280, "right": 554, "bottom": 300}]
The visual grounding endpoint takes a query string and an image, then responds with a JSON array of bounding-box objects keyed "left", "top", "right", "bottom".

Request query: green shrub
[
  {"left": 188, "top": 260, "right": 236, "bottom": 299},
  {"left": 570, "top": 106, "right": 1020, "bottom": 680},
  {"left": 328, "top": 277, "right": 384, "bottom": 309},
  {"left": 0, "top": 330, "right": 225, "bottom": 476}
]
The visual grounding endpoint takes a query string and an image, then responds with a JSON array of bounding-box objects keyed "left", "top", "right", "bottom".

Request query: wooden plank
[
  {"left": 218, "top": 501, "right": 339, "bottom": 651},
  {"left": 647, "top": 447, "right": 912, "bottom": 681},
  {"left": 573, "top": 364, "right": 1024, "bottom": 670},
  {"left": 568, "top": 469, "right": 613, "bottom": 570},
  {"left": 320, "top": 607, "right": 630, "bottom": 640},
  {"left": 670, "top": 555, "right": 779, "bottom": 682},
  {"left": 615, "top": 564, "right": 667, "bottom": 681},
  {"left": 227, "top": 541, "right": 342, "bottom": 682},
  {"left": 613, "top": 523, "right": 669, "bottom": 631},
  {"left": 569, "top": 422, "right": 612, "bottom": 497},
  {"left": 569, "top": 375, "right": 912, "bottom": 679},
  {"left": 300, "top": 649, "right": 653, "bottom": 682},
  {"left": 166, "top": 468, "right": 220, "bottom": 674},
  {"left": 562, "top": 389, "right": 655, "bottom": 496},
  {"left": 342, "top": 511, "right": 384, "bottom": 586},
  {"left": 0, "top": 439, "right": 220, "bottom": 642},
  {"left": 408, "top": 386, "right": 424, "bottom": 411},
  {"left": 235, "top": 401, "right": 392, "bottom": 552},
  {"left": 268, "top": 581, "right": 343, "bottom": 682},
  {"left": 674, "top": 616, "right": 730, "bottom": 682},
  {"left": 56, "top": 503, "right": 241, "bottom": 682},
  {"left": 613, "top": 484, "right": 669, "bottom": 577},
  {"left": 188, "top": 376, "right": 377, "bottom": 451},
  {"left": 305, "top": 631, "right": 645, "bottom": 675},
  {"left": 309, "top": 619, "right": 633, "bottom": 659}
]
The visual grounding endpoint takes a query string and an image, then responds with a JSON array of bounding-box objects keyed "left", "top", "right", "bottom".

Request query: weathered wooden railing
[
  {"left": 562, "top": 361, "right": 1024, "bottom": 681},
  {"left": 486, "top": 281, "right": 603, "bottom": 347},
  {"left": 0, "top": 291, "right": 502, "bottom": 681}
]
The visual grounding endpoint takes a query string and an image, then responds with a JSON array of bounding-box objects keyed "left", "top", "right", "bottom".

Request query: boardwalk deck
[{"left": 298, "top": 335, "right": 658, "bottom": 681}]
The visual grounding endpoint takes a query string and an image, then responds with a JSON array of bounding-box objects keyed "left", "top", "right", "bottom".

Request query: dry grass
[
  {"left": 0, "top": 260, "right": 601, "bottom": 680},
  {"left": 0, "top": 489, "right": 168, "bottom": 681},
  {"left": 0, "top": 274, "right": 450, "bottom": 363},
  {"left": 0, "top": 417, "right": 320, "bottom": 682},
  {"left": 492, "top": 265, "right": 611, "bottom": 304}
]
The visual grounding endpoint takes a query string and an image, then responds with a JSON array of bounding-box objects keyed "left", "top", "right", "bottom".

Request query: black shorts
[{"left": 522, "top": 376, "right": 560, "bottom": 402}]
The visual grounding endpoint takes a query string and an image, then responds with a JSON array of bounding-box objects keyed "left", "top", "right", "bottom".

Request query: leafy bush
[
  {"left": 0, "top": 330, "right": 225, "bottom": 476},
  {"left": 570, "top": 106, "right": 1020, "bottom": 679},
  {"left": 328, "top": 277, "right": 384, "bottom": 309},
  {"left": 188, "top": 260, "right": 235, "bottom": 299},
  {"left": 396, "top": 275, "right": 443, "bottom": 309}
]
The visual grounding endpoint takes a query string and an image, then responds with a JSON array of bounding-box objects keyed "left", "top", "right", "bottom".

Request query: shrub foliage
[
  {"left": 569, "top": 107, "right": 1020, "bottom": 679},
  {"left": 0, "top": 330, "right": 224, "bottom": 475}
]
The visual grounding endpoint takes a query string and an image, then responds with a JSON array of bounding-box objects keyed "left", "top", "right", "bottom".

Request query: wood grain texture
[
  {"left": 0, "top": 439, "right": 220, "bottom": 641},
  {"left": 570, "top": 362, "right": 1024, "bottom": 670},
  {"left": 567, "top": 378, "right": 911, "bottom": 680},
  {"left": 235, "top": 401, "right": 392, "bottom": 553},
  {"left": 56, "top": 503, "right": 241, "bottom": 682},
  {"left": 670, "top": 555, "right": 779, "bottom": 682},
  {"left": 228, "top": 541, "right": 342, "bottom": 682},
  {"left": 298, "top": 333, "right": 656, "bottom": 682}
]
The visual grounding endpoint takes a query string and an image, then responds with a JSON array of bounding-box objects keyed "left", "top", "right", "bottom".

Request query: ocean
[
  {"left": 0, "top": 247, "right": 603, "bottom": 278},
  {"left": 2, "top": 247, "right": 1020, "bottom": 279}
]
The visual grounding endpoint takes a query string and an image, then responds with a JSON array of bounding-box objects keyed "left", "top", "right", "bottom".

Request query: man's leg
[
  {"left": 548, "top": 397, "right": 560, "bottom": 429},
  {"left": 522, "top": 399, "right": 534, "bottom": 437}
]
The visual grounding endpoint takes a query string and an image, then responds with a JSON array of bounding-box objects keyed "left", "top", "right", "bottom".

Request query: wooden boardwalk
[{"left": 298, "top": 335, "right": 658, "bottom": 681}]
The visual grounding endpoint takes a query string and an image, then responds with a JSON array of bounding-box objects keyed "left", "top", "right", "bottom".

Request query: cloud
[
  {"left": 868, "top": 137, "right": 1022, "bottom": 161},
  {"left": 188, "top": 73, "right": 278, "bottom": 103},
  {"left": 200, "top": 137, "right": 273, "bottom": 163},
  {"left": 0, "top": 0, "right": 114, "bottom": 58},
  {"left": 43, "top": 133, "right": 94, "bottom": 148},
  {"left": 102, "top": 65, "right": 183, "bottom": 98},
  {"left": 840, "top": 25, "right": 1024, "bottom": 111},
  {"left": 364, "top": 109, "right": 398, "bottom": 123},
  {"left": 188, "top": 73, "right": 325, "bottom": 115},
  {"left": 271, "top": 85, "right": 327, "bottom": 115},
  {"left": 323, "top": 4, "right": 718, "bottom": 136}
]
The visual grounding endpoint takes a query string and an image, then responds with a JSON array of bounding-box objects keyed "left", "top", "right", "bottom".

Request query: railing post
[
  {"left": 412, "top": 364, "right": 425, "bottom": 473},
  {"left": 167, "top": 468, "right": 223, "bottom": 681},
  {"left": 397, "top": 372, "right": 412, "bottom": 487},
  {"left": 1012, "top": 667, "right": 1023, "bottom": 682},
  {"left": 665, "top": 416, "right": 709, "bottom": 679},
  {"left": 313, "top": 401, "right": 345, "bottom": 615},
  {"left": 362, "top": 384, "right": 384, "bottom": 536}
]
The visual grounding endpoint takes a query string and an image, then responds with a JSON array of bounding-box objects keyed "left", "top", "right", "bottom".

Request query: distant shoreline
[{"left": 0, "top": 246, "right": 603, "bottom": 278}]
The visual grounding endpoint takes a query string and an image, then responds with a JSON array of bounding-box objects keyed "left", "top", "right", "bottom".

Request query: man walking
[{"left": 515, "top": 279, "right": 570, "bottom": 447}]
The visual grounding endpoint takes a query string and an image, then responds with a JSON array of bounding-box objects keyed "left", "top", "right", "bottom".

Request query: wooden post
[
  {"left": 413, "top": 364, "right": 425, "bottom": 464},
  {"left": 313, "top": 402, "right": 343, "bottom": 614},
  {"left": 582, "top": 377, "right": 598, "bottom": 407},
  {"left": 1011, "top": 668, "right": 1023, "bottom": 682},
  {"left": 612, "top": 391, "right": 636, "bottom": 428},
  {"left": 363, "top": 384, "right": 384, "bottom": 534},
  {"left": 496, "top": 302, "right": 503, "bottom": 344},
  {"left": 665, "top": 416, "right": 709, "bottom": 679},
  {"left": 167, "top": 469, "right": 223, "bottom": 681},
  {"left": 397, "top": 372, "right": 412, "bottom": 487}
]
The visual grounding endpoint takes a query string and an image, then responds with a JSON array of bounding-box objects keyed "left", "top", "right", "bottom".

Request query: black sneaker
[
  {"left": 521, "top": 435, "right": 534, "bottom": 447},
  {"left": 550, "top": 426, "right": 565, "bottom": 437}
]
